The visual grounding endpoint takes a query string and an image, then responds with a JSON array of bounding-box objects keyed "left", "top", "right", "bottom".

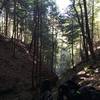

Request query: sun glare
[{"left": 55, "top": 0, "right": 70, "bottom": 13}]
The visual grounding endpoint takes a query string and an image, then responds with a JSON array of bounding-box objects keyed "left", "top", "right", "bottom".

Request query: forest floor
[
  {"left": 0, "top": 35, "right": 33, "bottom": 99},
  {"left": 76, "top": 60, "right": 100, "bottom": 90},
  {"left": 60, "top": 49, "right": 100, "bottom": 90},
  {"left": 0, "top": 34, "right": 100, "bottom": 100}
]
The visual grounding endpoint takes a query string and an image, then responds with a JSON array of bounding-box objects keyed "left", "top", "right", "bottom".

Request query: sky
[{"left": 55, "top": 0, "right": 71, "bottom": 13}]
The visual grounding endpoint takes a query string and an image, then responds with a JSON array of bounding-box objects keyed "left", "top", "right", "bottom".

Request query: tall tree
[
  {"left": 5, "top": 0, "right": 9, "bottom": 36},
  {"left": 12, "top": 0, "right": 17, "bottom": 57},
  {"left": 73, "top": 0, "right": 89, "bottom": 60},
  {"left": 83, "top": 0, "right": 95, "bottom": 60},
  {"left": 91, "top": 0, "right": 94, "bottom": 41}
]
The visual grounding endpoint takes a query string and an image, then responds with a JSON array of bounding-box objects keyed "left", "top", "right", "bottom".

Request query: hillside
[
  {"left": 0, "top": 34, "right": 100, "bottom": 100},
  {"left": 61, "top": 55, "right": 100, "bottom": 90},
  {"left": 0, "top": 35, "right": 58, "bottom": 100}
]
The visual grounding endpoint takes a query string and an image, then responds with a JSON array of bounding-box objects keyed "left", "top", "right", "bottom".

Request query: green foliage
[{"left": 0, "top": 0, "right": 99, "bottom": 75}]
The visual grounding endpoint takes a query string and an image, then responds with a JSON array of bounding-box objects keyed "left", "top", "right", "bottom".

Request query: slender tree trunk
[
  {"left": 91, "top": 0, "right": 94, "bottom": 42},
  {"left": 12, "top": 0, "right": 16, "bottom": 57},
  {"left": 29, "top": 37, "right": 33, "bottom": 53},
  {"left": 5, "top": 8, "right": 8, "bottom": 36},
  {"left": 16, "top": 17, "right": 19, "bottom": 39},
  {"left": 32, "top": 0, "right": 39, "bottom": 92},
  {"left": 38, "top": 0, "right": 43, "bottom": 87},
  {"left": 80, "top": 35, "right": 83, "bottom": 60},
  {"left": 83, "top": 0, "right": 95, "bottom": 60},
  {"left": 71, "top": 20, "right": 74, "bottom": 67},
  {"left": 2, "top": 13, "right": 4, "bottom": 34},
  {"left": 73, "top": 0, "right": 89, "bottom": 61},
  {"left": 79, "top": 0, "right": 89, "bottom": 60},
  {"left": 51, "top": 26, "right": 54, "bottom": 72}
]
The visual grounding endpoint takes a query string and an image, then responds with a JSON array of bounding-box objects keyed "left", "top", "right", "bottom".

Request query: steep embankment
[{"left": 0, "top": 35, "right": 57, "bottom": 99}]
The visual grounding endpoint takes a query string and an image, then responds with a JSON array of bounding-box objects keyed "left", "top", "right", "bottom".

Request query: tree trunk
[
  {"left": 91, "top": 0, "right": 94, "bottom": 42},
  {"left": 16, "top": 17, "right": 19, "bottom": 39},
  {"left": 12, "top": 0, "right": 16, "bottom": 57},
  {"left": 73, "top": 0, "right": 89, "bottom": 60},
  {"left": 83, "top": 0, "right": 95, "bottom": 60},
  {"left": 5, "top": 8, "right": 8, "bottom": 36},
  {"left": 71, "top": 20, "right": 74, "bottom": 67},
  {"left": 79, "top": 0, "right": 89, "bottom": 60},
  {"left": 51, "top": 26, "right": 54, "bottom": 72}
]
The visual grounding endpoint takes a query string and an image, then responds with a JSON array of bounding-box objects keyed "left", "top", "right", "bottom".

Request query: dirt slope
[{"left": 0, "top": 35, "right": 57, "bottom": 100}]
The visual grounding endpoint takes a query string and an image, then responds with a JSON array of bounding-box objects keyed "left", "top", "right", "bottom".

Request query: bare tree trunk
[
  {"left": 51, "top": 26, "right": 54, "bottom": 72},
  {"left": 73, "top": 0, "right": 89, "bottom": 60},
  {"left": 32, "top": 0, "right": 39, "bottom": 92},
  {"left": 71, "top": 20, "right": 74, "bottom": 67},
  {"left": 1, "top": 13, "right": 4, "bottom": 34},
  {"left": 91, "top": 0, "right": 94, "bottom": 42},
  {"left": 12, "top": 0, "right": 16, "bottom": 57},
  {"left": 83, "top": 0, "right": 95, "bottom": 60},
  {"left": 5, "top": 8, "right": 8, "bottom": 36},
  {"left": 16, "top": 17, "right": 19, "bottom": 39}
]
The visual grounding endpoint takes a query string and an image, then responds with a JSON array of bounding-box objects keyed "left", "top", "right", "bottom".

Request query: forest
[{"left": 0, "top": 0, "right": 100, "bottom": 100}]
